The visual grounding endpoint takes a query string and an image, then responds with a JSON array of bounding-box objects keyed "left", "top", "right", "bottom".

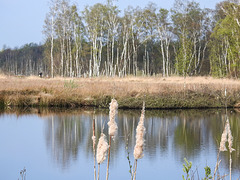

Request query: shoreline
[{"left": 0, "top": 76, "right": 240, "bottom": 109}]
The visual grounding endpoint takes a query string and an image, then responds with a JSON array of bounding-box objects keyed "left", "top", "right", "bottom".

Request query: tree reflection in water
[{"left": 43, "top": 109, "right": 240, "bottom": 176}]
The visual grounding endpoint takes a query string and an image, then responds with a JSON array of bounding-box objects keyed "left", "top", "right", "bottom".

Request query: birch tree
[
  {"left": 55, "top": 0, "right": 69, "bottom": 77},
  {"left": 171, "top": 0, "right": 191, "bottom": 76},
  {"left": 118, "top": 9, "right": 131, "bottom": 76},
  {"left": 105, "top": 0, "right": 120, "bottom": 76},
  {"left": 171, "top": 0, "right": 209, "bottom": 76},
  {"left": 83, "top": 4, "right": 107, "bottom": 77},
  {"left": 71, "top": 5, "right": 84, "bottom": 77},
  {"left": 156, "top": 8, "right": 172, "bottom": 77},
  {"left": 210, "top": 1, "right": 240, "bottom": 77},
  {"left": 43, "top": 0, "right": 60, "bottom": 78},
  {"left": 141, "top": 3, "right": 157, "bottom": 76}
]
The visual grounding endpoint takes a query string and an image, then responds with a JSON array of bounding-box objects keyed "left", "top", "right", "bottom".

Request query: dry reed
[
  {"left": 108, "top": 99, "right": 118, "bottom": 137},
  {"left": 226, "top": 118, "right": 235, "bottom": 180},
  {"left": 226, "top": 119, "right": 235, "bottom": 153},
  {"left": 2, "top": 76, "right": 240, "bottom": 108},
  {"left": 106, "top": 99, "right": 118, "bottom": 180},
  {"left": 97, "top": 133, "right": 108, "bottom": 164},
  {"left": 96, "top": 133, "right": 109, "bottom": 180},
  {"left": 219, "top": 122, "right": 228, "bottom": 152},
  {"left": 133, "top": 102, "right": 146, "bottom": 160},
  {"left": 132, "top": 102, "right": 146, "bottom": 180},
  {"left": 214, "top": 117, "right": 235, "bottom": 180},
  {"left": 219, "top": 118, "right": 235, "bottom": 153}
]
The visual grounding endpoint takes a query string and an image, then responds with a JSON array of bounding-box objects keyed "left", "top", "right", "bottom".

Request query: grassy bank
[{"left": 0, "top": 75, "right": 240, "bottom": 109}]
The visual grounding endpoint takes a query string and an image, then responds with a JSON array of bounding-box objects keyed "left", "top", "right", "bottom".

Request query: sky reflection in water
[{"left": 0, "top": 109, "right": 239, "bottom": 180}]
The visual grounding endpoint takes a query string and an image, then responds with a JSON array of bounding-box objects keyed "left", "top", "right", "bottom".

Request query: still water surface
[{"left": 0, "top": 108, "right": 239, "bottom": 179}]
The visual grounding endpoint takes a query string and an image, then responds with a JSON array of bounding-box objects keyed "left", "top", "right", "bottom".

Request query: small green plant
[
  {"left": 64, "top": 80, "right": 78, "bottom": 89},
  {"left": 125, "top": 135, "right": 133, "bottom": 176},
  {"left": 182, "top": 158, "right": 192, "bottom": 180},
  {"left": 203, "top": 166, "right": 212, "bottom": 180}
]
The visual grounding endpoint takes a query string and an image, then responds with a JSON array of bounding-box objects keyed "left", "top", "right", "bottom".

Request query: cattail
[
  {"left": 219, "top": 121, "right": 228, "bottom": 152},
  {"left": 134, "top": 102, "right": 146, "bottom": 160},
  {"left": 106, "top": 99, "right": 118, "bottom": 180},
  {"left": 214, "top": 117, "right": 235, "bottom": 180},
  {"left": 97, "top": 133, "right": 109, "bottom": 164},
  {"left": 226, "top": 118, "right": 235, "bottom": 180},
  {"left": 226, "top": 119, "right": 235, "bottom": 153},
  {"left": 132, "top": 102, "right": 146, "bottom": 180},
  {"left": 108, "top": 99, "right": 118, "bottom": 137},
  {"left": 219, "top": 118, "right": 235, "bottom": 152}
]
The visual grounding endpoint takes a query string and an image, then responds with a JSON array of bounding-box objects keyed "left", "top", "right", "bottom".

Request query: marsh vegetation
[{"left": 1, "top": 76, "right": 240, "bottom": 109}]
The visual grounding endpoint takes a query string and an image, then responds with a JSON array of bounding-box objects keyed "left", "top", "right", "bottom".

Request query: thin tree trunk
[
  {"left": 160, "top": 38, "right": 166, "bottom": 77},
  {"left": 51, "top": 16, "right": 54, "bottom": 78},
  {"left": 74, "top": 24, "right": 79, "bottom": 77},
  {"left": 69, "top": 36, "right": 73, "bottom": 77}
]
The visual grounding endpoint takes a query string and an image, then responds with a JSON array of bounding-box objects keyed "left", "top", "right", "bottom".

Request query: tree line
[{"left": 0, "top": 0, "right": 240, "bottom": 78}]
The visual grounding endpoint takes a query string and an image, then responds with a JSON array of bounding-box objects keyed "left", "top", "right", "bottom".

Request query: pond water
[{"left": 0, "top": 108, "right": 239, "bottom": 180}]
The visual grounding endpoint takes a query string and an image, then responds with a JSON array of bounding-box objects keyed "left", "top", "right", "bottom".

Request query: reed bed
[{"left": 1, "top": 76, "right": 240, "bottom": 109}]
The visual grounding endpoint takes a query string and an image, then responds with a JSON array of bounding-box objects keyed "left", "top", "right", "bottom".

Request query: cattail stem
[
  {"left": 106, "top": 136, "right": 112, "bottom": 180},
  {"left": 93, "top": 118, "right": 96, "bottom": 180},
  {"left": 230, "top": 153, "right": 232, "bottom": 180},
  {"left": 213, "top": 150, "right": 221, "bottom": 180},
  {"left": 130, "top": 157, "right": 135, "bottom": 180},
  {"left": 97, "top": 163, "right": 100, "bottom": 180},
  {"left": 133, "top": 159, "right": 138, "bottom": 180}
]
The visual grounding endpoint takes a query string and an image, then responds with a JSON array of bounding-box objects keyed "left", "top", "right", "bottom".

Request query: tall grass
[{"left": 2, "top": 76, "right": 240, "bottom": 109}]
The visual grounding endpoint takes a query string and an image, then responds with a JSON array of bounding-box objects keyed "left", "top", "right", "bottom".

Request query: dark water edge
[
  {"left": 1, "top": 89, "right": 240, "bottom": 109},
  {"left": 0, "top": 105, "right": 235, "bottom": 116}
]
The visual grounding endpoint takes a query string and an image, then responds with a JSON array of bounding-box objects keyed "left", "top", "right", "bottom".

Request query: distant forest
[{"left": 1, "top": 0, "right": 240, "bottom": 78}]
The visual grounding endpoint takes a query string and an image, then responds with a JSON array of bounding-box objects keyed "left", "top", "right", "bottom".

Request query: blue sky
[{"left": 0, "top": 0, "right": 221, "bottom": 49}]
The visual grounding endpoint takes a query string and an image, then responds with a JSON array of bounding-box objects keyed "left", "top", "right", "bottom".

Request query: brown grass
[{"left": 1, "top": 75, "right": 240, "bottom": 109}]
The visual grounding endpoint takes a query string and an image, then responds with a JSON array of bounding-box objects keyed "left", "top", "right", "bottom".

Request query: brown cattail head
[
  {"left": 108, "top": 99, "right": 118, "bottom": 137},
  {"left": 134, "top": 102, "right": 146, "bottom": 160},
  {"left": 96, "top": 133, "right": 109, "bottom": 164}
]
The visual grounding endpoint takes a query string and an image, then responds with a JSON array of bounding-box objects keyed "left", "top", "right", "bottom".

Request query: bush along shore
[
  {"left": 0, "top": 89, "right": 239, "bottom": 109},
  {"left": 1, "top": 76, "right": 240, "bottom": 110}
]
